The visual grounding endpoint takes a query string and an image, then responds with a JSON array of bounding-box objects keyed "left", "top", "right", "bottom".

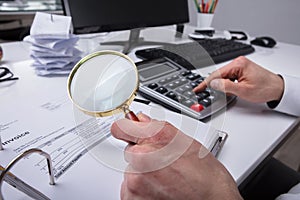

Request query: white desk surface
[{"left": 1, "top": 27, "right": 300, "bottom": 188}]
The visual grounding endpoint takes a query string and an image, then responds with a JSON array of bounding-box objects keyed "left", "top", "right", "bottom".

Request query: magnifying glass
[{"left": 67, "top": 50, "right": 139, "bottom": 121}]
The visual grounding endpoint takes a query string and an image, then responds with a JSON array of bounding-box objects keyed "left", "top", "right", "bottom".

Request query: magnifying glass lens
[{"left": 68, "top": 51, "right": 139, "bottom": 117}]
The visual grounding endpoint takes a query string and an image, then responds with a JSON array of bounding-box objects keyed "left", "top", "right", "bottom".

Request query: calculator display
[{"left": 139, "top": 62, "right": 178, "bottom": 81}]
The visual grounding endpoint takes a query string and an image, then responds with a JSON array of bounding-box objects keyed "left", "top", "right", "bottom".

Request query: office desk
[{"left": 0, "top": 28, "right": 299, "bottom": 198}]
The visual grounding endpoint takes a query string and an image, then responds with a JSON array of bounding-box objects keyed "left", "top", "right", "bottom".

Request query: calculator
[{"left": 136, "top": 57, "right": 236, "bottom": 121}]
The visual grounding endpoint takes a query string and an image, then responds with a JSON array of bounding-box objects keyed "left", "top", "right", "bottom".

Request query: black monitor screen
[{"left": 63, "top": 0, "right": 189, "bottom": 34}]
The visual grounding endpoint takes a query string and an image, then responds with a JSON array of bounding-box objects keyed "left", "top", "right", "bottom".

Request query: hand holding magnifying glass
[{"left": 67, "top": 50, "right": 139, "bottom": 121}]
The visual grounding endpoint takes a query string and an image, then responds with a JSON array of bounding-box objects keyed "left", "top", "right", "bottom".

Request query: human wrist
[
  {"left": 274, "top": 74, "right": 284, "bottom": 101},
  {"left": 267, "top": 74, "right": 284, "bottom": 109}
]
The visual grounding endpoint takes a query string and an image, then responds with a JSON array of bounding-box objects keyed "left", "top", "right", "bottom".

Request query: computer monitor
[
  {"left": 0, "top": 0, "right": 28, "bottom": 8},
  {"left": 62, "top": 0, "right": 189, "bottom": 53}
]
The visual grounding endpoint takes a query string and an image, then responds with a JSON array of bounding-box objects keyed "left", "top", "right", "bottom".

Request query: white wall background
[{"left": 188, "top": 0, "right": 300, "bottom": 45}]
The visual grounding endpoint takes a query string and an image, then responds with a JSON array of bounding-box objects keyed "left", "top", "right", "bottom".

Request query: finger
[
  {"left": 193, "top": 58, "right": 242, "bottom": 93},
  {"left": 192, "top": 79, "right": 207, "bottom": 93},
  {"left": 136, "top": 112, "right": 151, "bottom": 122},
  {"left": 193, "top": 69, "right": 224, "bottom": 93},
  {"left": 213, "top": 56, "right": 250, "bottom": 81},
  {"left": 210, "top": 78, "right": 241, "bottom": 95},
  {"left": 111, "top": 119, "right": 166, "bottom": 144},
  {"left": 111, "top": 119, "right": 140, "bottom": 143}
]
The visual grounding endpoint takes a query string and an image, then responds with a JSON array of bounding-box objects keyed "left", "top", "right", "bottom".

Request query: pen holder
[{"left": 196, "top": 13, "right": 214, "bottom": 30}]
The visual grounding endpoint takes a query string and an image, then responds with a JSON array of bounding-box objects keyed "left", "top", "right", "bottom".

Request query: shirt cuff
[
  {"left": 267, "top": 74, "right": 300, "bottom": 116},
  {"left": 267, "top": 100, "right": 280, "bottom": 109},
  {"left": 266, "top": 74, "right": 283, "bottom": 109}
]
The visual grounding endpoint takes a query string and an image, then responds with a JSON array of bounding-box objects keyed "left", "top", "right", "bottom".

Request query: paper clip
[{"left": 0, "top": 148, "right": 55, "bottom": 200}]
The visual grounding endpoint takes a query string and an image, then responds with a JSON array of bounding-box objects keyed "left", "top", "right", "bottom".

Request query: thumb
[
  {"left": 136, "top": 112, "right": 152, "bottom": 122},
  {"left": 210, "top": 79, "right": 240, "bottom": 95},
  {"left": 111, "top": 119, "right": 165, "bottom": 144}
]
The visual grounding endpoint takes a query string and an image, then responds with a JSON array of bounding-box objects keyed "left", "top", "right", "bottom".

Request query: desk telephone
[{"left": 137, "top": 57, "right": 236, "bottom": 120}]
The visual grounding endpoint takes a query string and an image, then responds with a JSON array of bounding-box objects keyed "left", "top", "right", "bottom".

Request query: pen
[
  {"left": 133, "top": 98, "right": 151, "bottom": 105},
  {"left": 0, "top": 165, "right": 50, "bottom": 200},
  {"left": 210, "top": 131, "right": 228, "bottom": 157},
  {"left": 208, "top": 0, "right": 215, "bottom": 13},
  {"left": 193, "top": 0, "right": 200, "bottom": 12},
  {"left": 0, "top": 136, "right": 3, "bottom": 150},
  {"left": 212, "top": 0, "right": 218, "bottom": 13}
]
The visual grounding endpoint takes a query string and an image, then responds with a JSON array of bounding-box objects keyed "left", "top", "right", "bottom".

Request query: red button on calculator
[{"left": 190, "top": 104, "right": 204, "bottom": 112}]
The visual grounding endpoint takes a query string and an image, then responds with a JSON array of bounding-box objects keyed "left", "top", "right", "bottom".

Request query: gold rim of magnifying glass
[{"left": 67, "top": 50, "right": 139, "bottom": 117}]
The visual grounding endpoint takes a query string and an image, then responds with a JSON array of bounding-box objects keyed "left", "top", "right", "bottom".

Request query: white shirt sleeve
[
  {"left": 271, "top": 74, "right": 300, "bottom": 199},
  {"left": 271, "top": 74, "right": 300, "bottom": 116},
  {"left": 276, "top": 182, "right": 300, "bottom": 200}
]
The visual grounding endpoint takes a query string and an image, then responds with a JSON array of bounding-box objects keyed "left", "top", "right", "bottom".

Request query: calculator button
[
  {"left": 148, "top": 83, "right": 158, "bottom": 89},
  {"left": 190, "top": 82, "right": 198, "bottom": 88},
  {"left": 190, "top": 104, "right": 204, "bottom": 112},
  {"left": 176, "top": 85, "right": 192, "bottom": 93},
  {"left": 182, "top": 99, "right": 194, "bottom": 107},
  {"left": 155, "top": 86, "right": 168, "bottom": 94},
  {"left": 176, "top": 87, "right": 186, "bottom": 93},
  {"left": 208, "top": 95, "right": 216, "bottom": 102},
  {"left": 168, "top": 80, "right": 179, "bottom": 89},
  {"left": 166, "top": 76, "right": 177, "bottom": 82},
  {"left": 166, "top": 82, "right": 177, "bottom": 89},
  {"left": 181, "top": 70, "right": 192, "bottom": 76},
  {"left": 174, "top": 80, "right": 181, "bottom": 85},
  {"left": 196, "top": 94, "right": 204, "bottom": 101},
  {"left": 166, "top": 77, "right": 174, "bottom": 82},
  {"left": 199, "top": 99, "right": 212, "bottom": 107},
  {"left": 205, "top": 88, "right": 213, "bottom": 93},
  {"left": 179, "top": 78, "right": 188, "bottom": 84},
  {"left": 186, "top": 73, "right": 201, "bottom": 81},
  {"left": 197, "top": 91, "right": 210, "bottom": 99},
  {"left": 158, "top": 76, "right": 177, "bottom": 84},
  {"left": 158, "top": 79, "right": 167, "bottom": 84},
  {"left": 176, "top": 95, "right": 186, "bottom": 103},
  {"left": 195, "top": 78, "right": 205, "bottom": 84},
  {"left": 182, "top": 85, "right": 192, "bottom": 91},
  {"left": 166, "top": 91, "right": 177, "bottom": 100},
  {"left": 183, "top": 91, "right": 195, "bottom": 98}
]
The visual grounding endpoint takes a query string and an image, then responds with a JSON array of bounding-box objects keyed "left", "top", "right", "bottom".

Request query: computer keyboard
[{"left": 135, "top": 38, "right": 255, "bottom": 70}]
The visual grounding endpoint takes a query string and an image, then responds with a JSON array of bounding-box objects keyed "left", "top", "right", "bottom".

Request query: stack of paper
[{"left": 23, "top": 12, "right": 83, "bottom": 76}]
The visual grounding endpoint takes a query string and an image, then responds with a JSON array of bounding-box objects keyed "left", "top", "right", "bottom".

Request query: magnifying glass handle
[{"left": 125, "top": 111, "right": 140, "bottom": 121}]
